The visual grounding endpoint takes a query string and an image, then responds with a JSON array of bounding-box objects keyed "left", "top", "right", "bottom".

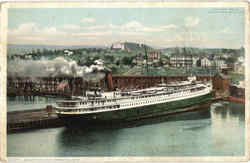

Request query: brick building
[
  {"left": 212, "top": 73, "right": 231, "bottom": 92},
  {"left": 147, "top": 51, "right": 161, "bottom": 61}
]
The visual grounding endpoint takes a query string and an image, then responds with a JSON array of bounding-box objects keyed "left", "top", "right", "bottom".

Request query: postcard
[{"left": 0, "top": 2, "right": 249, "bottom": 163}]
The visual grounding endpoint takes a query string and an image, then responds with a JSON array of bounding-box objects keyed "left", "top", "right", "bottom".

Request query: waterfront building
[
  {"left": 212, "top": 73, "right": 231, "bottom": 93},
  {"left": 213, "top": 59, "right": 227, "bottom": 69}
]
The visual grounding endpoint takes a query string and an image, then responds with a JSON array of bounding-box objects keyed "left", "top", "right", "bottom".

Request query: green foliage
[
  {"left": 226, "top": 56, "right": 237, "bottom": 63},
  {"left": 121, "top": 56, "right": 133, "bottom": 65},
  {"left": 228, "top": 72, "right": 244, "bottom": 84}
]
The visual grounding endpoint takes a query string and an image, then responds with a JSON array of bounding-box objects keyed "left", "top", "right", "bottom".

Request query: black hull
[{"left": 58, "top": 93, "right": 212, "bottom": 128}]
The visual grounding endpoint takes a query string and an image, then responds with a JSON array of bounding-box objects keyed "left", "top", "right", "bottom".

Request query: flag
[{"left": 57, "top": 80, "right": 68, "bottom": 90}]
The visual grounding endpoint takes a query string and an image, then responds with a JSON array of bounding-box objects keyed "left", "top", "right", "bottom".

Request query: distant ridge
[
  {"left": 162, "top": 47, "right": 244, "bottom": 56},
  {"left": 7, "top": 44, "right": 106, "bottom": 55},
  {"left": 8, "top": 44, "right": 106, "bottom": 49},
  {"left": 125, "top": 42, "right": 152, "bottom": 51}
]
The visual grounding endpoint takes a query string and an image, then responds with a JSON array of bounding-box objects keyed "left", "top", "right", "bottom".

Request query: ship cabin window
[{"left": 60, "top": 101, "right": 78, "bottom": 107}]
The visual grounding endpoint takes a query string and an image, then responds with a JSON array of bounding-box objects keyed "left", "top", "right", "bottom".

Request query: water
[
  {"left": 7, "top": 97, "right": 245, "bottom": 157},
  {"left": 7, "top": 96, "right": 63, "bottom": 112}
]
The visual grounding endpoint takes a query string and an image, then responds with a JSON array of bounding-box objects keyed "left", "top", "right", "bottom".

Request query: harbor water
[{"left": 7, "top": 97, "right": 245, "bottom": 156}]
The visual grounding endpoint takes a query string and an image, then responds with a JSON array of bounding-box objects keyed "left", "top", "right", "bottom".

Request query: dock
[
  {"left": 7, "top": 102, "right": 214, "bottom": 132},
  {"left": 7, "top": 106, "right": 65, "bottom": 132}
]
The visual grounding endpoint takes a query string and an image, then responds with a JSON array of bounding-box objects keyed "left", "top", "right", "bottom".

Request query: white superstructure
[{"left": 55, "top": 76, "right": 213, "bottom": 115}]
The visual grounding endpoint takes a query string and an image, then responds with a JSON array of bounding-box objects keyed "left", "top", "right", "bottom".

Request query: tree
[
  {"left": 122, "top": 56, "right": 133, "bottom": 65},
  {"left": 226, "top": 56, "right": 237, "bottom": 63}
]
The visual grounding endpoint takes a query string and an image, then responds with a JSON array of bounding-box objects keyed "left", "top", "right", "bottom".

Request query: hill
[
  {"left": 124, "top": 42, "right": 152, "bottom": 51},
  {"left": 162, "top": 47, "right": 244, "bottom": 57},
  {"left": 7, "top": 44, "right": 106, "bottom": 56}
]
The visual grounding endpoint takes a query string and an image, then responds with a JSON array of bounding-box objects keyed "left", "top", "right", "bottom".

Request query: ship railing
[{"left": 57, "top": 104, "right": 120, "bottom": 113}]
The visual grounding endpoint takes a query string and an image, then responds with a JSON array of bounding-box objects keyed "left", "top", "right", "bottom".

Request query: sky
[{"left": 8, "top": 8, "right": 245, "bottom": 49}]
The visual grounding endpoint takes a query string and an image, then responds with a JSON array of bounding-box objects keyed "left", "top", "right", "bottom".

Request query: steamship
[{"left": 54, "top": 75, "right": 213, "bottom": 125}]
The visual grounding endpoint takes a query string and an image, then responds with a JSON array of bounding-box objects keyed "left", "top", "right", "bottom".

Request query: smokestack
[{"left": 106, "top": 72, "right": 114, "bottom": 91}]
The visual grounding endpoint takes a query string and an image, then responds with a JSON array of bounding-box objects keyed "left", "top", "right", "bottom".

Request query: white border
[{"left": 0, "top": 2, "right": 248, "bottom": 162}]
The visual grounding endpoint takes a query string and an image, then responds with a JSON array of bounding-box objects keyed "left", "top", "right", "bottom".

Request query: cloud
[
  {"left": 81, "top": 21, "right": 177, "bottom": 34},
  {"left": 85, "top": 24, "right": 118, "bottom": 30},
  {"left": 10, "top": 22, "right": 39, "bottom": 34},
  {"left": 8, "top": 23, "right": 69, "bottom": 45},
  {"left": 185, "top": 17, "right": 200, "bottom": 27},
  {"left": 9, "top": 20, "right": 241, "bottom": 49},
  {"left": 161, "top": 24, "right": 178, "bottom": 29},
  {"left": 73, "top": 31, "right": 113, "bottom": 36},
  {"left": 121, "top": 21, "right": 177, "bottom": 32},
  {"left": 122, "top": 21, "right": 143, "bottom": 29},
  {"left": 221, "top": 27, "right": 232, "bottom": 34},
  {"left": 7, "top": 21, "right": 179, "bottom": 46},
  {"left": 81, "top": 17, "right": 96, "bottom": 23},
  {"left": 62, "top": 24, "right": 81, "bottom": 30},
  {"left": 9, "top": 23, "right": 66, "bottom": 37},
  {"left": 9, "top": 21, "right": 177, "bottom": 40}
]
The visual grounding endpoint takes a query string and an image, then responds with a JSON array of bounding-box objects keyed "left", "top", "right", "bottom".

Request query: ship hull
[{"left": 58, "top": 93, "right": 212, "bottom": 127}]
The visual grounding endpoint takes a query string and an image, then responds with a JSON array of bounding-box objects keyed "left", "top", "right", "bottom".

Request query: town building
[
  {"left": 199, "top": 57, "right": 212, "bottom": 67},
  {"left": 111, "top": 42, "right": 125, "bottom": 50},
  {"left": 169, "top": 54, "right": 193, "bottom": 68},
  {"left": 234, "top": 62, "right": 245, "bottom": 74},
  {"left": 147, "top": 51, "right": 161, "bottom": 62},
  {"left": 192, "top": 56, "right": 199, "bottom": 67},
  {"left": 133, "top": 50, "right": 162, "bottom": 66},
  {"left": 238, "top": 56, "right": 244, "bottom": 63},
  {"left": 213, "top": 59, "right": 227, "bottom": 69}
]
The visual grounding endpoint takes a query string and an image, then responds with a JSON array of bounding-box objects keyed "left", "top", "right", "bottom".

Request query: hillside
[
  {"left": 124, "top": 42, "right": 152, "bottom": 51},
  {"left": 162, "top": 47, "right": 244, "bottom": 57},
  {"left": 7, "top": 44, "right": 106, "bottom": 56}
]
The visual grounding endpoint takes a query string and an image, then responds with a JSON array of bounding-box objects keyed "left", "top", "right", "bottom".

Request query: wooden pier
[{"left": 7, "top": 106, "right": 65, "bottom": 132}]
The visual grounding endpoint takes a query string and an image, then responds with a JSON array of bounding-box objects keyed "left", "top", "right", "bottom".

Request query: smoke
[{"left": 8, "top": 57, "right": 109, "bottom": 82}]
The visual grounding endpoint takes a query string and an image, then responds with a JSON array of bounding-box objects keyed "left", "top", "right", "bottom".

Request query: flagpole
[{"left": 72, "top": 75, "right": 74, "bottom": 97}]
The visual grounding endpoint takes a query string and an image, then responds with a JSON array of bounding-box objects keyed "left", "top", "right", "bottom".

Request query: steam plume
[{"left": 8, "top": 57, "right": 110, "bottom": 82}]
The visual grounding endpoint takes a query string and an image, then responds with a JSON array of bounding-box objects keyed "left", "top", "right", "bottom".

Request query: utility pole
[
  {"left": 141, "top": 44, "right": 149, "bottom": 75},
  {"left": 144, "top": 44, "right": 149, "bottom": 75}
]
